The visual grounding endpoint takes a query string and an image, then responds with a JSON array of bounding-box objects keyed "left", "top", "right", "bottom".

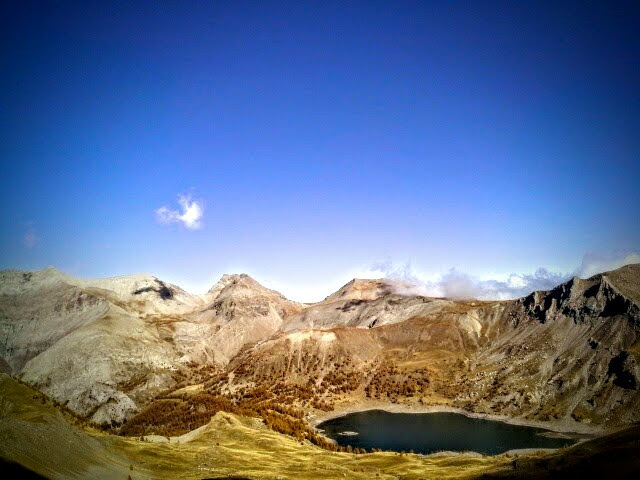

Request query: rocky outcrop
[
  {"left": 516, "top": 269, "right": 639, "bottom": 326},
  {"left": 607, "top": 351, "right": 640, "bottom": 390}
]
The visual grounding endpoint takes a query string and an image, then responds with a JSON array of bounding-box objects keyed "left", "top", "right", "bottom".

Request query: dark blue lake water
[{"left": 316, "top": 410, "right": 575, "bottom": 455}]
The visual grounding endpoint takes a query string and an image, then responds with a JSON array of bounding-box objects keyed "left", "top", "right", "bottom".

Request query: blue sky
[{"left": 1, "top": 1, "right": 639, "bottom": 301}]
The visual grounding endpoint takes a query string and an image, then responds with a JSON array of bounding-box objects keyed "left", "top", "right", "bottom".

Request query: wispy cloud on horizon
[
  {"left": 155, "top": 194, "right": 203, "bottom": 230},
  {"left": 364, "top": 251, "right": 640, "bottom": 300}
]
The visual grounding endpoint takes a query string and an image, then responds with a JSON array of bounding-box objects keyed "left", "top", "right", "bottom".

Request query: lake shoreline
[
  {"left": 310, "top": 401, "right": 614, "bottom": 438},
  {"left": 313, "top": 408, "right": 583, "bottom": 456}
]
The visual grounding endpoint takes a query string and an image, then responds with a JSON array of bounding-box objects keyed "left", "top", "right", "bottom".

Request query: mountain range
[{"left": 1, "top": 264, "right": 638, "bottom": 435}]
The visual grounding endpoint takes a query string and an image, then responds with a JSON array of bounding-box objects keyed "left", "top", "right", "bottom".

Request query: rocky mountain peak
[
  {"left": 205, "top": 273, "right": 245, "bottom": 298},
  {"left": 205, "top": 273, "right": 292, "bottom": 304},
  {"left": 517, "top": 264, "right": 640, "bottom": 325},
  {"left": 601, "top": 263, "right": 640, "bottom": 305},
  {"left": 324, "top": 278, "right": 393, "bottom": 302},
  {"left": 0, "top": 267, "right": 72, "bottom": 295}
]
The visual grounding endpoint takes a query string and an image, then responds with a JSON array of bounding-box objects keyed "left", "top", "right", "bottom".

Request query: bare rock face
[
  {"left": 174, "top": 274, "right": 304, "bottom": 365},
  {"left": 0, "top": 268, "right": 110, "bottom": 374},
  {"left": 0, "top": 269, "right": 301, "bottom": 425},
  {"left": 459, "top": 264, "right": 640, "bottom": 425},
  {"left": 0, "top": 269, "right": 201, "bottom": 425},
  {"left": 18, "top": 306, "right": 180, "bottom": 425},
  {"left": 516, "top": 268, "right": 639, "bottom": 326}
]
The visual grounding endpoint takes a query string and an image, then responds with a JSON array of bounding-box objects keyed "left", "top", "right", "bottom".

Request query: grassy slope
[{"left": 2, "top": 374, "right": 639, "bottom": 479}]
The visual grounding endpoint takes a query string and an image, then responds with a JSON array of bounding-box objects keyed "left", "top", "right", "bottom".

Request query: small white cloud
[
  {"left": 23, "top": 224, "right": 38, "bottom": 248},
  {"left": 155, "top": 194, "right": 203, "bottom": 230}
]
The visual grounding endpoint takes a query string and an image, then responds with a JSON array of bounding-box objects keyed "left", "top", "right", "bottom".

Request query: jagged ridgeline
[{"left": 0, "top": 265, "right": 638, "bottom": 440}]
